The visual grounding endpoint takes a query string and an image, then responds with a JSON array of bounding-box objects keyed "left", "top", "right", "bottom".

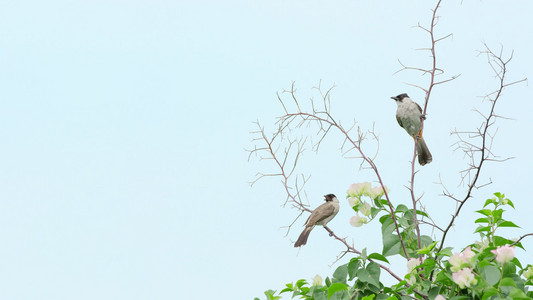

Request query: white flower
[
  {"left": 312, "top": 274, "right": 323, "bottom": 286},
  {"left": 449, "top": 247, "right": 475, "bottom": 272},
  {"left": 491, "top": 246, "right": 515, "bottom": 264},
  {"left": 368, "top": 185, "right": 389, "bottom": 199},
  {"left": 448, "top": 255, "right": 462, "bottom": 272},
  {"left": 349, "top": 214, "right": 367, "bottom": 227},
  {"left": 407, "top": 258, "right": 421, "bottom": 273},
  {"left": 347, "top": 197, "right": 360, "bottom": 207},
  {"left": 474, "top": 239, "right": 489, "bottom": 251},
  {"left": 452, "top": 268, "right": 478, "bottom": 288},
  {"left": 462, "top": 246, "right": 475, "bottom": 262},
  {"left": 435, "top": 295, "right": 446, "bottom": 300},
  {"left": 359, "top": 202, "right": 371, "bottom": 217},
  {"left": 347, "top": 182, "right": 371, "bottom": 197},
  {"left": 523, "top": 266, "right": 533, "bottom": 280}
]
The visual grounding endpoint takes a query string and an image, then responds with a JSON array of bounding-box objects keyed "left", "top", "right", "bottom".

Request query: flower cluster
[
  {"left": 347, "top": 182, "right": 389, "bottom": 200},
  {"left": 448, "top": 245, "right": 516, "bottom": 289},
  {"left": 452, "top": 268, "right": 478, "bottom": 289},
  {"left": 448, "top": 247, "right": 479, "bottom": 288},
  {"left": 346, "top": 182, "right": 389, "bottom": 228},
  {"left": 449, "top": 246, "right": 475, "bottom": 272}
]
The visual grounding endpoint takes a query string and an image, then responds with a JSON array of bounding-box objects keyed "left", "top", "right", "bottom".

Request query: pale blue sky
[{"left": 0, "top": 1, "right": 532, "bottom": 299}]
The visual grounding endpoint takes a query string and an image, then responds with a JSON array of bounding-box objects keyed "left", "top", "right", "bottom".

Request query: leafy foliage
[{"left": 257, "top": 193, "right": 532, "bottom": 299}]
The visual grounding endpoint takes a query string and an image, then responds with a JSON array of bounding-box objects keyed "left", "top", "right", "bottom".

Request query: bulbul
[
  {"left": 391, "top": 93, "right": 432, "bottom": 166},
  {"left": 294, "top": 194, "right": 339, "bottom": 247}
]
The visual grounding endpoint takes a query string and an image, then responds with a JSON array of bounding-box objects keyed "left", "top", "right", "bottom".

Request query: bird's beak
[{"left": 390, "top": 96, "right": 397, "bottom": 100}]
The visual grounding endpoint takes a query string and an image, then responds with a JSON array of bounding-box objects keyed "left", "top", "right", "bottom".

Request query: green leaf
[
  {"left": 296, "top": 279, "right": 307, "bottom": 288},
  {"left": 368, "top": 253, "right": 390, "bottom": 264},
  {"left": 325, "top": 277, "right": 332, "bottom": 287},
  {"left": 396, "top": 204, "right": 408, "bottom": 213},
  {"left": 382, "top": 234, "right": 401, "bottom": 257},
  {"left": 332, "top": 264, "right": 348, "bottom": 284},
  {"left": 511, "top": 257, "right": 522, "bottom": 269},
  {"left": 381, "top": 217, "right": 401, "bottom": 257},
  {"left": 478, "top": 259, "right": 491, "bottom": 268},
  {"left": 476, "top": 209, "right": 493, "bottom": 216},
  {"left": 492, "top": 209, "right": 504, "bottom": 222},
  {"left": 497, "top": 220, "right": 520, "bottom": 228},
  {"left": 420, "top": 258, "right": 436, "bottom": 276},
  {"left": 475, "top": 217, "right": 490, "bottom": 224},
  {"left": 397, "top": 215, "right": 410, "bottom": 228},
  {"left": 481, "top": 287, "right": 499, "bottom": 300},
  {"left": 417, "top": 210, "right": 429, "bottom": 218},
  {"left": 327, "top": 283, "right": 348, "bottom": 299},
  {"left": 371, "top": 207, "right": 381, "bottom": 218},
  {"left": 417, "top": 240, "right": 437, "bottom": 255},
  {"left": 475, "top": 225, "right": 492, "bottom": 234},
  {"left": 367, "top": 262, "right": 381, "bottom": 287},
  {"left": 493, "top": 236, "right": 515, "bottom": 247},
  {"left": 264, "top": 290, "right": 281, "bottom": 300},
  {"left": 483, "top": 198, "right": 495, "bottom": 208},
  {"left": 501, "top": 277, "right": 516, "bottom": 287},
  {"left": 438, "top": 247, "right": 453, "bottom": 257},
  {"left": 503, "top": 262, "right": 517, "bottom": 277},
  {"left": 427, "top": 286, "right": 442, "bottom": 299},
  {"left": 480, "top": 265, "right": 500, "bottom": 286},
  {"left": 362, "top": 295, "right": 376, "bottom": 300},
  {"left": 357, "top": 263, "right": 381, "bottom": 288},
  {"left": 312, "top": 288, "right": 328, "bottom": 300},
  {"left": 509, "top": 287, "right": 529, "bottom": 299},
  {"left": 434, "top": 271, "right": 454, "bottom": 286},
  {"left": 505, "top": 199, "right": 515, "bottom": 209},
  {"left": 348, "top": 258, "right": 361, "bottom": 281},
  {"left": 286, "top": 283, "right": 294, "bottom": 288}
]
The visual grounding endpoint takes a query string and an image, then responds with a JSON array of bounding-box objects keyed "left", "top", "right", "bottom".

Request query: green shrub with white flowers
[{"left": 256, "top": 192, "right": 531, "bottom": 300}]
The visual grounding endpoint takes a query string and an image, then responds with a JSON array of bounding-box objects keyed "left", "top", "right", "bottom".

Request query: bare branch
[
  {"left": 511, "top": 233, "right": 533, "bottom": 247},
  {"left": 438, "top": 44, "right": 527, "bottom": 252}
]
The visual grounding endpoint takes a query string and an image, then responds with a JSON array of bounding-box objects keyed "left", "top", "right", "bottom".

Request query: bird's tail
[
  {"left": 294, "top": 226, "right": 314, "bottom": 247},
  {"left": 416, "top": 137, "right": 432, "bottom": 166}
]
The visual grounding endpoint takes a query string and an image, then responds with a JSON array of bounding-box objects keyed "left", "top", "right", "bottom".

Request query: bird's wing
[
  {"left": 307, "top": 202, "right": 336, "bottom": 226},
  {"left": 415, "top": 102, "right": 423, "bottom": 114},
  {"left": 396, "top": 114, "right": 403, "bottom": 127}
]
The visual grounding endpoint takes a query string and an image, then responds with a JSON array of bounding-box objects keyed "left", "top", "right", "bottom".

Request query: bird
[
  {"left": 391, "top": 93, "right": 432, "bottom": 166},
  {"left": 294, "top": 194, "right": 339, "bottom": 247}
]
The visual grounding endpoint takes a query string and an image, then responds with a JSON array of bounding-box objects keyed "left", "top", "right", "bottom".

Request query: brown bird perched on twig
[{"left": 294, "top": 194, "right": 339, "bottom": 247}]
